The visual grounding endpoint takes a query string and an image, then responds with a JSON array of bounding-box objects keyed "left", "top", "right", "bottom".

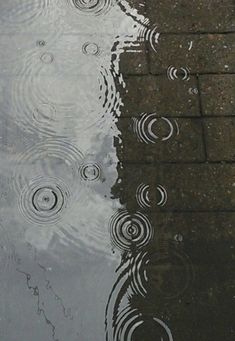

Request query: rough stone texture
[
  {"left": 147, "top": 0, "right": 235, "bottom": 32},
  {"left": 119, "top": 42, "right": 149, "bottom": 75},
  {"left": 120, "top": 75, "right": 200, "bottom": 117},
  {"left": 154, "top": 212, "right": 235, "bottom": 246},
  {"left": 149, "top": 33, "right": 235, "bottom": 74},
  {"left": 199, "top": 75, "right": 235, "bottom": 116},
  {"left": 113, "top": 164, "right": 235, "bottom": 211},
  {"left": 112, "top": 3, "right": 235, "bottom": 341},
  {"left": 116, "top": 117, "right": 205, "bottom": 162},
  {"left": 204, "top": 117, "right": 235, "bottom": 161}
]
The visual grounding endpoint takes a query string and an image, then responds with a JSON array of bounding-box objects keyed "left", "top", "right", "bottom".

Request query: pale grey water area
[{"left": 0, "top": 1, "right": 234, "bottom": 341}]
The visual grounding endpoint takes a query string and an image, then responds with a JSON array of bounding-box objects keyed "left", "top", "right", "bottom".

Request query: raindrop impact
[
  {"left": 167, "top": 66, "right": 190, "bottom": 81},
  {"left": 109, "top": 209, "right": 153, "bottom": 252},
  {"left": 82, "top": 42, "right": 101, "bottom": 56},
  {"left": 69, "top": 0, "right": 113, "bottom": 16},
  {"left": 133, "top": 113, "right": 180, "bottom": 144},
  {"left": 19, "top": 177, "right": 68, "bottom": 224}
]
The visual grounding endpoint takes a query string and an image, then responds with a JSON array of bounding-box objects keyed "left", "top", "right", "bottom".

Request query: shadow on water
[{"left": 0, "top": 1, "right": 234, "bottom": 340}]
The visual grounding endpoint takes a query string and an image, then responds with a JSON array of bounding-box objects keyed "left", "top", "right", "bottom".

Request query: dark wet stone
[
  {"left": 147, "top": 0, "right": 235, "bottom": 32},
  {"left": 113, "top": 164, "right": 235, "bottom": 210},
  {"left": 116, "top": 117, "right": 205, "bottom": 162},
  {"left": 199, "top": 75, "right": 235, "bottom": 116},
  {"left": 149, "top": 33, "right": 235, "bottom": 74},
  {"left": 119, "top": 42, "right": 149, "bottom": 75},
  {"left": 204, "top": 117, "right": 235, "bottom": 161},
  {"left": 120, "top": 75, "right": 200, "bottom": 117}
]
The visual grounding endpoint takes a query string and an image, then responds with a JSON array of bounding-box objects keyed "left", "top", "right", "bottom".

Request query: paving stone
[
  {"left": 204, "top": 117, "right": 235, "bottom": 161},
  {"left": 119, "top": 42, "right": 148, "bottom": 74},
  {"left": 149, "top": 33, "right": 235, "bottom": 74},
  {"left": 155, "top": 163, "right": 235, "bottom": 210},
  {"left": 116, "top": 117, "right": 205, "bottom": 162},
  {"left": 113, "top": 164, "right": 235, "bottom": 210},
  {"left": 120, "top": 75, "right": 200, "bottom": 117},
  {"left": 147, "top": 0, "right": 235, "bottom": 32},
  {"left": 154, "top": 212, "right": 235, "bottom": 263},
  {"left": 199, "top": 75, "right": 235, "bottom": 116}
]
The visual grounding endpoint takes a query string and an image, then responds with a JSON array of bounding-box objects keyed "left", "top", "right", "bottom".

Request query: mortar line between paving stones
[
  {"left": 157, "top": 31, "right": 235, "bottom": 35},
  {"left": 120, "top": 115, "right": 235, "bottom": 119},
  {"left": 121, "top": 160, "right": 235, "bottom": 165},
  {"left": 123, "top": 72, "right": 235, "bottom": 77},
  {"left": 145, "top": 209, "right": 235, "bottom": 213}
]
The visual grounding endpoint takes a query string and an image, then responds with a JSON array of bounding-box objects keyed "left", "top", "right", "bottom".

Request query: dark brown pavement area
[{"left": 115, "top": 1, "right": 235, "bottom": 340}]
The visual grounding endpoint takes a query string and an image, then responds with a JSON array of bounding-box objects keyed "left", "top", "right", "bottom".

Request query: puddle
[{"left": 0, "top": 1, "right": 234, "bottom": 340}]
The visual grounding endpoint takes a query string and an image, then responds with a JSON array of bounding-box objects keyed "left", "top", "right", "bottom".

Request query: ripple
[
  {"left": 136, "top": 184, "right": 150, "bottom": 209},
  {"left": 145, "top": 250, "right": 194, "bottom": 300},
  {"left": 188, "top": 87, "right": 198, "bottom": 95},
  {"left": 11, "top": 50, "right": 107, "bottom": 136},
  {"left": 33, "top": 102, "right": 56, "bottom": 123},
  {"left": 0, "top": 0, "right": 51, "bottom": 27},
  {"left": 138, "top": 21, "right": 160, "bottom": 53},
  {"left": 11, "top": 51, "right": 60, "bottom": 136},
  {"left": 113, "top": 307, "right": 174, "bottom": 341},
  {"left": 40, "top": 52, "right": 54, "bottom": 64},
  {"left": 167, "top": 66, "right": 190, "bottom": 81},
  {"left": 66, "top": 0, "right": 113, "bottom": 16},
  {"left": 109, "top": 210, "right": 153, "bottom": 252},
  {"left": 80, "top": 162, "right": 102, "bottom": 182},
  {"left": 19, "top": 176, "right": 69, "bottom": 225},
  {"left": 117, "top": 1, "right": 160, "bottom": 53},
  {"left": 156, "top": 185, "right": 168, "bottom": 207},
  {"left": 82, "top": 42, "right": 101, "bottom": 56},
  {"left": 133, "top": 114, "right": 180, "bottom": 144},
  {"left": 129, "top": 252, "right": 148, "bottom": 297},
  {"left": 99, "top": 66, "right": 122, "bottom": 117},
  {"left": 136, "top": 183, "right": 168, "bottom": 208},
  {"left": 13, "top": 139, "right": 84, "bottom": 224}
]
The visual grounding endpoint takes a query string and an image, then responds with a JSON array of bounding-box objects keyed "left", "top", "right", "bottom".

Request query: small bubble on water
[
  {"left": 40, "top": 52, "right": 54, "bottom": 64},
  {"left": 36, "top": 40, "right": 46, "bottom": 47},
  {"left": 82, "top": 42, "right": 100, "bottom": 56}
]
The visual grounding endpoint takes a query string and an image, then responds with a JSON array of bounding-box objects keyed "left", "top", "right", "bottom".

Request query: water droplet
[
  {"left": 82, "top": 42, "right": 100, "bottom": 56},
  {"left": 40, "top": 52, "right": 54, "bottom": 64},
  {"left": 36, "top": 40, "right": 46, "bottom": 47}
]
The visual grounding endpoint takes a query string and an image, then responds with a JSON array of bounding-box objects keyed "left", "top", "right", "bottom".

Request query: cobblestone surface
[
  {"left": 149, "top": 33, "right": 235, "bottom": 74},
  {"left": 116, "top": 3, "right": 235, "bottom": 338},
  {"left": 121, "top": 75, "right": 200, "bottom": 116},
  {"left": 147, "top": 0, "right": 235, "bottom": 33},
  {"left": 113, "top": 164, "right": 235, "bottom": 211},
  {"left": 116, "top": 117, "right": 205, "bottom": 162},
  {"left": 204, "top": 117, "right": 235, "bottom": 161},
  {"left": 199, "top": 74, "right": 235, "bottom": 116}
]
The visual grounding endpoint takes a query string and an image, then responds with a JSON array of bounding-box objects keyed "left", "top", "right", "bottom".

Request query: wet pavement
[{"left": 0, "top": 1, "right": 234, "bottom": 340}]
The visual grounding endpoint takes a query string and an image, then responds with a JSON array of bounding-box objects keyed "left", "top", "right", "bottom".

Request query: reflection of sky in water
[
  {"left": 0, "top": 2, "right": 157, "bottom": 340},
  {"left": 1, "top": 0, "right": 232, "bottom": 340}
]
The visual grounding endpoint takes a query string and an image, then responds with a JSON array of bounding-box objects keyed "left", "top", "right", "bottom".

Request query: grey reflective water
[{"left": 0, "top": 1, "right": 234, "bottom": 341}]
